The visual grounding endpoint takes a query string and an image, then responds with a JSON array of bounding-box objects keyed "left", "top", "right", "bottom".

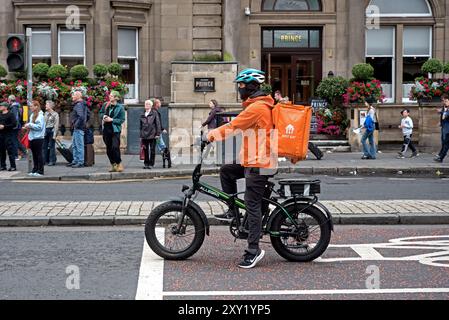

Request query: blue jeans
[
  {"left": 72, "top": 129, "right": 85, "bottom": 165},
  {"left": 361, "top": 130, "right": 376, "bottom": 159}
]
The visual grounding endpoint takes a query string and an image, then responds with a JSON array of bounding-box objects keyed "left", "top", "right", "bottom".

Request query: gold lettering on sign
[{"left": 280, "top": 34, "right": 302, "bottom": 42}]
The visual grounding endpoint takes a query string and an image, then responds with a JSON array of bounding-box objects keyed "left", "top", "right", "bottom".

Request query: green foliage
[
  {"left": 108, "top": 62, "right": 123, "bottom": 77},
  {"left": 69, "top": 65, "right": 89, "bottom": 80},
  {"left": 93, "top": 63, "right": 108, "bottom": 79},
  {"left": 421, "top": 59, "right": 443, "bottom": 75},
  {"left": 33, "top": 63, "right": 50, "bottom": 80},
  {"left": 261, "top": 83, "right": 272, "bottom": 95},
  {"left": 443, "top": 62, "right": 449, "bottom": 75},
  {"left": 223, "top": 52, "right": 234, "bottom": 62},
  {"left": 316, "top": 76, "right": 349, "bottom": 103},
  {"left": 0, "top": 65, "right": 7, "bottom": 79},
  {"left": 352, "top": 63, "right": 374, "bottom": 81},
  {"left": 47, "top": 64, "right": 68, "bottom": 79}
]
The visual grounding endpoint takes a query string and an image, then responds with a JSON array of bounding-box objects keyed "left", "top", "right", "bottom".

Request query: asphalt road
[
  {"left": 1, "top": 225, "right": 448, "bottom": 300},
  {"left": 0, "top": 175, "right": 448, "bottom": 201}
]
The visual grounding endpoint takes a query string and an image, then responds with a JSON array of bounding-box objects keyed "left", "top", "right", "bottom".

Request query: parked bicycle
[{"left": 145, "top": 133, "right": 334, "bottom": 262}]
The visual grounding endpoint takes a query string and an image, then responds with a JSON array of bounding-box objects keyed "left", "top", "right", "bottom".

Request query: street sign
[
  {"left": 194, "top": 78, "right": 215, "bottom": 92},
  {"left": 310, "top": 99, "right": 328, "bottom": 134}
]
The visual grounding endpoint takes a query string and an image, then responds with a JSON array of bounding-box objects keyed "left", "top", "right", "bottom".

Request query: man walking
[
  {"left": 0, "top": 102, "right": 17, "bottom": 171},
  {"left": 69, "top": 91, "right": 88, "bottom": 168},
  {"left": 434, "top": 94, "right": 449, "bottom": 163}
]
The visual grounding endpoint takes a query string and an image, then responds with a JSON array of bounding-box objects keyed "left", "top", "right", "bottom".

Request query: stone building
[{"left": 0, "top": 0, "right": 448, "bottom": 152}]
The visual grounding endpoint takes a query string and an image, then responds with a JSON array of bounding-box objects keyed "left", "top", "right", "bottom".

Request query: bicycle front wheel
[
  {"left": 145, "top": 202, "right": 206, "bottom": 260},
  {"left": 270, "top": 204, "right": 331, "bottom": 262}
]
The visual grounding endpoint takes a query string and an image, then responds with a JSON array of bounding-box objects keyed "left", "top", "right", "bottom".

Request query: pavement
[
  {"left": 1, "top": 151, "right": 448, "bottom": 182},
  {"left": 0, "top": 200, "right": 448, "bottom": 227}
]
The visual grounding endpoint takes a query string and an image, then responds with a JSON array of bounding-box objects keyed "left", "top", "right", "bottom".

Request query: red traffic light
[{"left": 7, "top": 36, "right": 24, "bottom": 53}]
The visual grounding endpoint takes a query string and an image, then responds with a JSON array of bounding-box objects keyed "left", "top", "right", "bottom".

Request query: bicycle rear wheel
[
  {"left": 145, "top": 202, "right": 206, "bottom": 260},
  {"left": 270, "top": 204, "right": 331, "bottom": 262}
]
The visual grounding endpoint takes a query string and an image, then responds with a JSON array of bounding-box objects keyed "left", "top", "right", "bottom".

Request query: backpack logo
[{"left": 286, "top": 124, "right": 295, "bottom": 135}]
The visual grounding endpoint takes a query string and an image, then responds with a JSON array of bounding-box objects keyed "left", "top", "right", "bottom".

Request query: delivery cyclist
[{"left": 207, "top": 69, "right": 278, "bottom": 269}]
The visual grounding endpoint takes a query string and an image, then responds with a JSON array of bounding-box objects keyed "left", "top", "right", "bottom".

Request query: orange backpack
[{"left": 272, "top": 103, "right": 312, "bottom": 164}]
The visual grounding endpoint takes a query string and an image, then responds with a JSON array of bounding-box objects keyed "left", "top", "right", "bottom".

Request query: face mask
[{"left": 239, "top": 87, "right": 251, "bottom": 101}]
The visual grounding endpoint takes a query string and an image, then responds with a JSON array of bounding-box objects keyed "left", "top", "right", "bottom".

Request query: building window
[
  {"left": 58, "top": 27, "right": 85, "bottom": 69},
  {"left": 118, "top": 27, "right": 139, "bottom": 101},
  {"left": 367, "top": 0, "right": 432, "bottom": 17},
  {"left": 30, "top": 27, "right": 51, "bottom": 66},
  {"left": 403, "top": 26, "right": 432, "bottom": 102},
  {"left": 262, "top": 0, "right": 321, "bottom": 11},
  {"left": 366, "top": 27, "right": 395, "bottom": 103}
]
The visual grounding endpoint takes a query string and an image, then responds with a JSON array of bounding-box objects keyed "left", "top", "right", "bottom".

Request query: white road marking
[
  {"left": 388, "top": 178, "right": 417, "bottom": 181},
  {"left": 135, "top": 228, "right": 165, "bottom": 300},
  {"left": 334, "top": 178, "right": 364, "bottom": 181},
  {"left": 163, "top": 288, "right": 449, "bottom": 297},
  {"left": 350, "top": 246, "right": 384, "bottom": 259}
]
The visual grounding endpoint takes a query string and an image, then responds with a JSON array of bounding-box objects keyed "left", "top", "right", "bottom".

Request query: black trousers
[
  {"left": 142, "top": 139, "right": 156, "bottom": 167},
  {"left": 400, "top": 134, "right": 417, "bottom": 154},
  {"left": 0, "top": 133, "right": 16, "bottom": 169},
  {"left": 439, "top": 132, "right": 449, "bottom": 160},
  {"left": 220, "top": 164, "right": 269, "bottom": 254},
  {"left": 30, "top": 139, "right": 44, "bottom": 174},
  {"left": 103, "top": 131, "right": 122, "bottom": 165}
]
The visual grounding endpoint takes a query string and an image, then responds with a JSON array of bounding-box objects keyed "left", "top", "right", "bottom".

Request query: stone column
[
  {"left": 347, "top": 0, "right": 365, "bottom": 72},
  {"left": 223, "top": 0, "right": 241, "bottom": 61},
  {"left": 94, "top": 0, "right": 112, "bottom": 65}
]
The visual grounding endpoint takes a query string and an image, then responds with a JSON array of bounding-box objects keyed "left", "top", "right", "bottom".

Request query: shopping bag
[
  {"left": 20, "top": 132, "right": 30, "bottom": 149},
  {"left": 140, "top": 140, "right": 146, "bottom": 161}
]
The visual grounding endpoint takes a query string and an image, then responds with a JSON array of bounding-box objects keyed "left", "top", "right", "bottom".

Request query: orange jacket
[{"left": 207, "top": 95, "right": 278, "bottom": 169}]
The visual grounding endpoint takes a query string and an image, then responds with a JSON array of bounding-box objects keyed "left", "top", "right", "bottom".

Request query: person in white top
[{"left": 398, "top": 109, "right": 418, "bottom": 159}]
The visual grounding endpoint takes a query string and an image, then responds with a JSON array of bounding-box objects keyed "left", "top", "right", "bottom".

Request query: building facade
[{"left": 0, "top": 0, "right": 448, "bottom": 150}]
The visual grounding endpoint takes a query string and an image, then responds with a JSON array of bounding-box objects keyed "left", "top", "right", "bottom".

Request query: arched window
[
  {"left": 262, "top": 0, "right": 321, "bottom": 11},
  {"left": 367, "top": 0, "right": 432, "bottom": 17}
]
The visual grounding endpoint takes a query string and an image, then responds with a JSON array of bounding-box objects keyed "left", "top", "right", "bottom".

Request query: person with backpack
[
  {"left": 360, "top": 105, "right": 376, "bottom": 160},
  {"left": 7, "top": 95, "right": 25, "bottom": 160},
  {"left": 99, "top": 90, "right": 126, "bottom": 173},
  {"left": 140, "top": 100, "right": 161, "bottom": 169},
  {"left": 207, "top": 68, "right": 277, "bottom": 269}
]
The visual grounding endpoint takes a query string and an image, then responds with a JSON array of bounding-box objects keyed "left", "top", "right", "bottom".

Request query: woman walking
[
  {"left": 24, "top": 100, "right": 46, "bottom": 176},
  {"left": 99, "top": 91, "right": 126, "bottom": 172},
  {"left": 202, "top": 99, "right": 224, "bottom": 130},
  {"left": 140, "top": 100, "right": 161, "bottom": 169},
  {"left": 43, "top": 100, "right": 59, "bottom": 166}
]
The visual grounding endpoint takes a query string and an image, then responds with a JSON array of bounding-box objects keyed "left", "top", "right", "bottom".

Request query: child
[{"left": 398, "top": 109, "right": 418, "bottom": 159}]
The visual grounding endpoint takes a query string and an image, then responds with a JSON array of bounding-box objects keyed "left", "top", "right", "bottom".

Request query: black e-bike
[{"left": 145, "top": 136, "right": 333, "bottom": 262}]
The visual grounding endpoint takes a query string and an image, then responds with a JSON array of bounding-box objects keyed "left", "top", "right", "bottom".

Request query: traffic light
[{"left": 6, "top": 34, "right": 25, "bottom": 72}]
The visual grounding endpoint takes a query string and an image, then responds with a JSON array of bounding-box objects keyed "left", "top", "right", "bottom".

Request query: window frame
[
  {"left": 117, "top": 27, "right": 139, "bottom": 104},
  {"left": 365, "top": 26, "right": 396, "bottom": 104},
  {"left": 366, "top": 0, "right": 432, "bottom": 18},
  {"left": 402, "top": 26, "right": 433, "bottom": 103},
  {"left": 30, "top": 27, "right": 52, "bottom": 61},
  {"left": 58, "top": 26, "right": 86, "bottom": 66},
  {"left": 262, "top": 0, "right": 322, "bottom": 12}
]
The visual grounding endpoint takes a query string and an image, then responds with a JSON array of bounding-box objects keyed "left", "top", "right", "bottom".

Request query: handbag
[{"left": 140, "top": 140, "right": 146, "bottom": 160}]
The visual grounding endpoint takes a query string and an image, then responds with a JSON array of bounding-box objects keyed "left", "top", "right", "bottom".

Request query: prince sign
[{"left": 194, "top": 78, "right": 215, "bottom": 92}]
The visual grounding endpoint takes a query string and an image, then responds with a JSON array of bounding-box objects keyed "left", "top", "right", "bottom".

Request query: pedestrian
[
  {"left": 397, "top": 109, "right": 418, "bottom": 159},
  {"left": 153, "top": 98, "right": 172, "bottom": 168},
  {"left": 274, "top": 90, "right": 289, "bottom": 104},
  {"left": 153, "top": 99, "right": 167, "bottom": 134},
  {"left": 7, "top": 95, "right": 26, "bottom": 160},
  {"left": 69, "top": 91, "right": 88, "bottom": 168},
  {"left": 99, "top": 90, "right": 126, "bottom": 172},
  {"left": 361, "top": 104, "right": 376, "bottom": 160},
  {"left": 0, "top": 102, "right": 17, "bottom": 171},
  {"left": 434, "top": 94, "right": 449, "bottom": 163},
  {"left": 24, "top": 100, "right": 45, "bottom": 176},
  {"left": 202, "top": 99, "right": 223, "bottom": 130},
  {"left": 43, "top": 100, "right": 59, "bottom": 166},
  {"left": 366, "top": 97, "right": 380, "bottom": 150},
  {"left": 140, "top": 100, "right": 161, "bottom": 169}
]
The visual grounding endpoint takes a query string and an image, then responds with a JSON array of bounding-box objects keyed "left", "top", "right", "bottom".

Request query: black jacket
[
  {"left": 0, "top": 111, "right": 17, "bottom": 135},
  {"left": 202, "top": 106, "right": 224, "bottom": 129},
  {"left": 140, "top": 110, "right": 162, "bottom": 140}
]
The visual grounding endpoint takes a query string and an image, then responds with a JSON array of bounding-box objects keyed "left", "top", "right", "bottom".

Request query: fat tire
[
  {"left": 145, "top": 202, "right": 206, "bottom": 260},
  {"left": 270, "top": 204, "right": 331, "bottom": 262}
]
